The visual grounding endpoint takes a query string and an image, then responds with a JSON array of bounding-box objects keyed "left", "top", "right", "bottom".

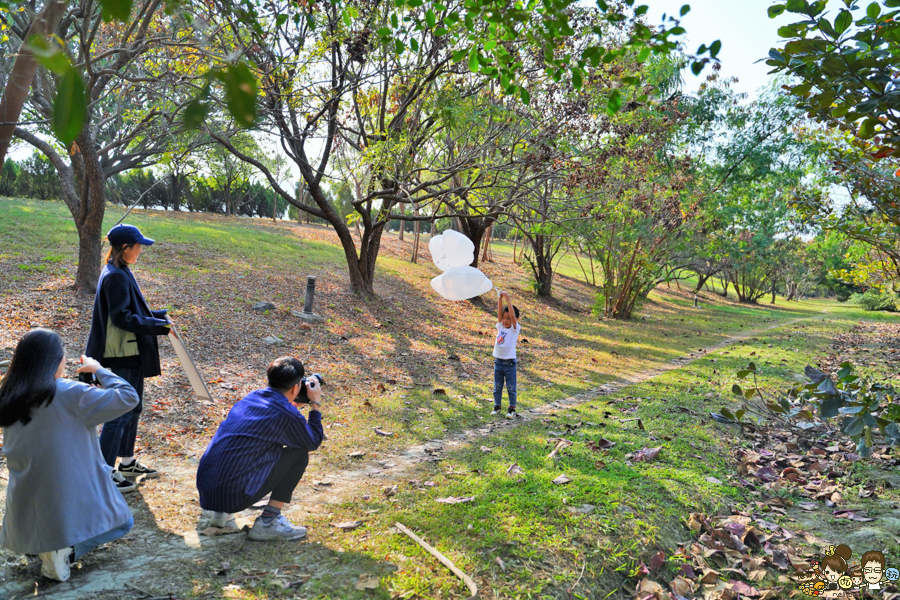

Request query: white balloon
[
  {"left": 429, "top": 230, "right": 475, "bottom": 271},
  {"left": 430, "top": 266, "right": 494, "bottom": 301}
]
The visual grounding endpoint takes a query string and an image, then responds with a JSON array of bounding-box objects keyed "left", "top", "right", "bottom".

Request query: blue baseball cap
[{"left": 107, "top": 224, "right": 154, "bottom": 246}]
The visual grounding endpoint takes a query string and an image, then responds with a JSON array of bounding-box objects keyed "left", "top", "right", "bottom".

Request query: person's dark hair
[
  {"left": 861, "top": 550, "right": 885, "bottom": 571},
  {"left": 267, "top": 357, "right": 305, "bottom": 392},
  {"left": 0, "top": 329, "right": 65, "bottom": 427},
  {"left": 822, "top": 544, "right": 852, "bottom": 575},
  {"left": 106, "top": 243, "right": 136, "bottom": 268},
  {"left": 502, "top": 305, "right": 520, "bottom": 319}
]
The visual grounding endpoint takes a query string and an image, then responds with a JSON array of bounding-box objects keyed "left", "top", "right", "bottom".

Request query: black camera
[{"left": 296, "top": 373, "right": 324, "bottom": 403}]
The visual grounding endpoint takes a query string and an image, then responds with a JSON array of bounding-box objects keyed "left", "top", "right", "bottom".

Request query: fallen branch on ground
[{"left": 394, "top": 522, "right": 478, "bottom": 599}]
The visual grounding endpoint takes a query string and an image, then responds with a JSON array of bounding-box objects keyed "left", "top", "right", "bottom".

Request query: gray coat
[{"left": 0, "top": 369, "right": 138, "bottom": 554}]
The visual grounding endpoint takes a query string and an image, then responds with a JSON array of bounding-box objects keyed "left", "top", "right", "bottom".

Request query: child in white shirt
[{"left": 492, "top": 291, "right": 520, "bottom": 418}]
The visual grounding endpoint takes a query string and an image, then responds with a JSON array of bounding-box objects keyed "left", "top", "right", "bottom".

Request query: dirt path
[{"left": 0, "top": 315, "right": 822, "bottom": 599}]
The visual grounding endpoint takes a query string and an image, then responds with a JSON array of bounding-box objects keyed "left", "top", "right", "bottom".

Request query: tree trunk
[
  {"left": 771, "top": 282, "right": 777, "bottom": 304},
  {"left": 72, "top": 128, "right": 108, "bottom": 294},
  {"left": 398, "top": 205, "right": 405, "bottom": 242},
  {"left": 481, "top": 224, "right": 492, "bottom": 263},
  {"left": 694, "top": 273, "right": 710, "bottom": 292},
  {"left": 0, "top": 0, "right": 68, "bottom": 166},
  {"left": 410, "top": 203, "right": 420, "bottom": 263},
  {"left": 720, "top": 279, "right": 729, "bottom": 298}
]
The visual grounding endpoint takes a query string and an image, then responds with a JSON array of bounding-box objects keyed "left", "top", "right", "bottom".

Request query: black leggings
[{"left": 233, "top": 447, "right": 309, "bottom": 512}]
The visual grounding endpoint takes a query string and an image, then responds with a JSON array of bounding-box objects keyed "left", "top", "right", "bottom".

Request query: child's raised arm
[
  {"left": 497, "top": 291, "right": 504, "bottom": 324},
  {"left": 504, "top": 292, "right": 518, "bottom": 329}
]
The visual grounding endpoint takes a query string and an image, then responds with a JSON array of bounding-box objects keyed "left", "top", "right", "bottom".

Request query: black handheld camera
[{"left": 296, "top": 373, "right": 324, "bottom": 403}]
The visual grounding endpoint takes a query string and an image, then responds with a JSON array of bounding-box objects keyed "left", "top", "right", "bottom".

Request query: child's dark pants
[{"left": 493, "top": 358, "right": 517, "bottom": 408}]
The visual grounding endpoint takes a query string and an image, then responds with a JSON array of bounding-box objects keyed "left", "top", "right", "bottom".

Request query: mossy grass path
[{"left": 0, "top": 198, "right": 895, "bottom": 598}]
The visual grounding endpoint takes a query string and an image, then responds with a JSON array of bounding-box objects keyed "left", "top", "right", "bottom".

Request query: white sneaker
[
  {"left": 209, "top": 511, "right": 235, "bottom": 528},
  {"left": 505, "top": 408, "right": 517, "bottom": 419},
  {"left": 490, "top": 407, "right": 501, "bottom": 416},
  {"left": 112, "top": 470, "right": 136, "bottom": 493},
  {"left": 39, "top": 547, "right": 73, "bottom": 582},
  {"left": 248, "top": 515, "right": 307, "bottom": 541}
]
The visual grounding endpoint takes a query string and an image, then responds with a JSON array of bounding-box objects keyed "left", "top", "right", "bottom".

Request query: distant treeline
[{"left": 0, "top": 151, "right": 525, "bottom": 239}]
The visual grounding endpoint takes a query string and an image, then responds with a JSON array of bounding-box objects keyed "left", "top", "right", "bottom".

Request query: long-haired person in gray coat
[{"left": 0, "top": 329, "right": 140, "bottom": 582}]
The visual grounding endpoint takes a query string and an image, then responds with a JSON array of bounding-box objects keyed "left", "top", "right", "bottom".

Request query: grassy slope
[{"left": 0, "top": 198, "right": 895, "bottom": 599}]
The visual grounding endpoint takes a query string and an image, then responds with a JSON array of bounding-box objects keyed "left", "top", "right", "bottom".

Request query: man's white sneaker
[
  {"left": 247, "top": 515, "right": 307, "bottom": 541},
  {"left": 112, "top": 470, "right": 136, "bottom": 493},
  {"left": 39, "top": 547, "right": 74, "bottom": 582},
  {"left": 209, "top": 511, "right": 235, "bottom": 528}
]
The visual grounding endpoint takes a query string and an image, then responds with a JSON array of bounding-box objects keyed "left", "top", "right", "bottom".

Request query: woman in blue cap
[{"left": 85, "top": 224, "right": 172, "bottom": 493}]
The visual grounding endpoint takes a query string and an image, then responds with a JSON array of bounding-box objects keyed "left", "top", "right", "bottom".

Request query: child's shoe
[
  {"left": 490, "top": 406, "right": 501, "bottom": 416},
  {"left": 506, "top": 407, "right": 517, "bottom": 419}
]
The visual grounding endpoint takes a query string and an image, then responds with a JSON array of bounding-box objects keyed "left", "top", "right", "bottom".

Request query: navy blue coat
[{"left": 85, "top": 263, "right": 170, "bottom": 378}]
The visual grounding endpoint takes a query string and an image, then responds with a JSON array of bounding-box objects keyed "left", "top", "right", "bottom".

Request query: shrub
[{"left": 849, "top": 289, "right": 898, "bottom": 312}]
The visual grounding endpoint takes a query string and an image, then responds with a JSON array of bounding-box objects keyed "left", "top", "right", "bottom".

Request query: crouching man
[{"left": 196, "top": 357, "right": 323, "bottom": 540}]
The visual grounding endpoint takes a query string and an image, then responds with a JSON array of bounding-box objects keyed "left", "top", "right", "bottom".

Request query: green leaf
[
  {"left": 820, "top": 394, "right": 843, "bottom": 419},
  {"left": 98, "top": 0, "right": 132, "bottom": 22},
  {"left": 736, "top": 370, "right": 752, "bottom": 379},
  {"left": 748, "top": 362, "right": 756, "bottom": 371},
  {"left": 732, "top": 384, "right": 743, "bottom": 396},
  {"left": 606, "top": 88, "right": 622, "bottom": 115},
  {"left": 834, "top": 9, "right": 852, "bottom": 35},
  {"left": 51, "top": 68, "right": 85, "bottom": 147},
  {"left": 484, "top": 39, "right": 497, "bottom": 51},
  {"left": 468, "top": 48, "right": 480, "bottom": 72},
  {"left": 425, "top": 9, "right": 436, "bottom": 27},
  {"left": 572, "top": 68, "right": 582, "bottom": 89},
  {"left": 347, "top": 6, "right": 359, "bottom": 18},
  {"left": 27, "top": 35, "right": 70, "bottom": 74},
  {"left": 842, "top": 415, "right": 864, "bottom": 437},
  {"left": 785, "top": 0, "right": 808, "bottom": 13},
  {"left": 376, "top": 27, "right": 391, "bottom": 37},
  {"left": 221, "top": 63, "right": 257, "bottom": 128},
  {"left": 859, "top": 117, "right": 878, "bottom": 138},
  {"left": 743, "top": 388, "right": 757, "bottom": 399},
  {"left": 183, "top": 96, "right": 210, "bottom": 129},
  {"left": 409, "top": 37, "right": 419, "bottom": 52},
  {"left": 519, "top": 87, "right": 530, "bottom": 104},
  {"left": 637, "top": 47, "right": 651, "bottom": 62},
  {"left": 768, "top": 4, "right": 786, "bottom": 17},
  {"left": 395, "top": 39, "right": 405, "bottom": 55},
  {"left": 709, "top": 39, "right": 721, "bottom": 57},
  {"left": 680, "top": 4, "right": 690, "bottom": 17},
  {"left": 275, "top": 14, "right": 288, "bottom": 27},
  {"left": 867, "top": 2, "right": 881, "bottom": 18},
  {"left": 452, "top": 49, "right": 468, "bottom": 62}
]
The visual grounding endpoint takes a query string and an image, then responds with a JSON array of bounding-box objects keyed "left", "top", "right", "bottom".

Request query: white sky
[{"left": 647, "top": 0, "right": 799, "bottom": 97}]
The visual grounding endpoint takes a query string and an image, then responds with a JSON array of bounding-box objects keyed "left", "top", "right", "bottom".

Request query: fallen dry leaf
[
  {"left": 435, "top": 496, "right": 475, "bottom": 504},
  {"left": 586, "top": 438, "right": 616, "bottom": 451},
  {"left": 354, "top": 574, "right": 379, "bottom": 590},
  {"left": 633, "top": 446, "right": 662, "bottom": 462},
  {"left": 506, "top": 462, "right": 525, "bottom": 477},
  {"left": 333, "top": 520, "right": 365, "bottom": 530},
  {"left": 832, "top": 509, "right": 875, "bottom": 522},
  {"left": 552, "top": 475, "right": 572, "bottom": 485},
  {"left": 373, "top": 428, "right": 393, "bottom": 436}
]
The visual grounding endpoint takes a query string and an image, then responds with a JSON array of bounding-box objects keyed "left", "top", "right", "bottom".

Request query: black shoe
[
  {"left": 112, "top": 470, "right": 136, "bottom": 493},
  {"left": 118, "top": 460, "right": 159, "bottom": 479},
  {"left": 506, "top": 407, "right": 517, "bottom": 419}
]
